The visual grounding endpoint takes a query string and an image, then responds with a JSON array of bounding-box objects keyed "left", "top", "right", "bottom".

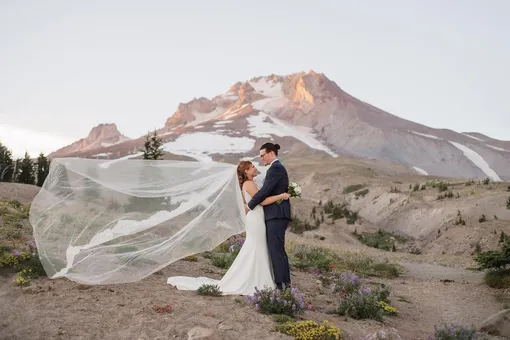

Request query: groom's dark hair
[{"left": 260, "top": 142, "right": 280, "bottom": 156}]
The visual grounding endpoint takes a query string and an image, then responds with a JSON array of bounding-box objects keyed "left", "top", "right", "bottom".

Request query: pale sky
[{"left": 1, "top": 0, "right": 509, "bottom": 158}]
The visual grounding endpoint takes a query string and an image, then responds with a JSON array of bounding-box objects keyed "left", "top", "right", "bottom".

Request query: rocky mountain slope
[
  {"left": 48, "top": 123, "right": 130, "bottom": 158},
  {"left": 49, "top": 71, "right": 510, "bottom": 181}
]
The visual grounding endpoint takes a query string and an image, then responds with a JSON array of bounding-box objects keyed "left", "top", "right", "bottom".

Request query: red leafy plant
[{"left": 153, "top": 304, "right": 173, "bottom": 313}]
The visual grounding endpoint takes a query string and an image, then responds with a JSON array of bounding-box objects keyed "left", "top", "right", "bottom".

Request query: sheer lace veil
[{"left": 29, "top": 157, "right": 247, "bottom": 285}]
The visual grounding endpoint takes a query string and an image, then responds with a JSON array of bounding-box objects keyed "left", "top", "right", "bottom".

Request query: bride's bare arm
[{"left": 243, "top": 181, "right": 289, "bottom": 206}]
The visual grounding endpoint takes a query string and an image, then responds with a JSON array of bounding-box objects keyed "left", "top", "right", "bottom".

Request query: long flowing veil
[{"left": 29, "top": 157, "right": 247, "bottom": 285}]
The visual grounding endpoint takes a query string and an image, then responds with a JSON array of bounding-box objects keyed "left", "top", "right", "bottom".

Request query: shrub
[
  {"left": 322, "top": 201, "right": 359, "bottom": 224},
  {"left": 437, "top": 181, "right": 449, "bottom": 192},
  {"left": 0, "top": 241, "right": 45, "bottom": 285},
  {"left": 483, "top": 269, "right": 510, "bottom": 289},
  {"left": 506, "top": 196, "right": 510, "bottom": 209},
  {"left": 197, "top": 283, "right": 222, "bottom": 296},
  {"left": 210, "top": 253, "right": 237, "bottom": 269},
  {"left": 333, "top": 270, "right": 361, "bottom": 295},
  {"left": 355, "top": 188, "right": 369, "bottom": 198},
  {"left": 474, "top": 240, "right": 510, "bottom": 270},
  {"left": 331, "top": 272, "right": 396, "bottom": 321},
  {"left": 209, "top": 236, "right": 245, "bottom": 268},
  {"left": 454, "top": 210, "right": 466, "bottom": 225},
  {"left": 152, "top": 304, "right": 173, "bottom": 313},
  {"left": 245, "top": 286, "right": 310, "bottom": 317},
  {"left": 213, "top": 235, "right": 245, "bottom": 253},
  {"left": 355, "top": 229, "right": 407, "bottom": 252},
  {"left": 183, "top": 255, "right": 198, "bottom": 262},
  {"left": 290, "top": 215, "right": 318, "bottom": 234},
  {"left": 338, "top": 252, "right": 403, "bottom": 278},
  {"left": 275, "top": 319, "right": 342, "bottom": 340},
  {"left": 428, "top": 323, "right": 479, "bottom": 340},
  {"left": 335, "top": 285, "right": 393, "bottom": 321},
  {"left": 289, "top": 245, "right": 339, "bottom": 273},
  {"left": 437, "top": 190, "right": 454, "bottom": 200},
  {"left": 478, "top": 214, "right": 487, "bottom": 223}
]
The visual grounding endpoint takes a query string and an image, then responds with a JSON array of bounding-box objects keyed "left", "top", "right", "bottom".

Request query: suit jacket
[{"left": 247, "top": 160, "right": 291, "bottom": 221}]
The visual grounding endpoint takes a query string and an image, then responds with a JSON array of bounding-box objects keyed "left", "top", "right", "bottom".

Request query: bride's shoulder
[{"left": 242, "top": 180, "right": 256, "bottom": 189}]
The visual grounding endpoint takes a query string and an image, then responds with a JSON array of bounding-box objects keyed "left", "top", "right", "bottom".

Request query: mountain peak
[{"left": 48, "top": 123, "right": 130, "bottom": 157}]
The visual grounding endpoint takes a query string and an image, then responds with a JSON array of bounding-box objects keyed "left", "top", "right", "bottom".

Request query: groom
[{"left": 245, "top": 142, "right": 291, "bottom": 289}]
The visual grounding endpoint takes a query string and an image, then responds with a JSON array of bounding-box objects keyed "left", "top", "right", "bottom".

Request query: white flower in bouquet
[
  {"left": 277, "top": 181, "right": 301, "bottom": 204},
  {"left": 288, "top": 182, "right": 301, "bottom": 198}
]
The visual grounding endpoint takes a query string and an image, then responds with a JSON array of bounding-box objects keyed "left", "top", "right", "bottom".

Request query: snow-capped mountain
[{"left": 50, "top": 71, "right": 510, "bottom": 181}]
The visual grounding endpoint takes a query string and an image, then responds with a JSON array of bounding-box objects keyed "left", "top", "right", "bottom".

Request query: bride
[{"left": 166, "top": 160, "right": 290, "bottom": 295}]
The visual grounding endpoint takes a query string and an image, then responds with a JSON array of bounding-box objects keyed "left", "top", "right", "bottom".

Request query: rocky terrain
[{"left": 1, "top": 154, "right": 509, "bottom": 339}]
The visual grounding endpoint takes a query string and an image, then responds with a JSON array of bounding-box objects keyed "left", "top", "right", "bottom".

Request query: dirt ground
[
  {"left": 0, "top": 249, "right": 506, "bottom": 340},
  {"left": 1, "top": 174, "right": 509, "bottom": 340}
]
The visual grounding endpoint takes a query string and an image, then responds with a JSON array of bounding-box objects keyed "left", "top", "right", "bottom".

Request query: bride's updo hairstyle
[{"left": 237, "top": 161, "right": 252, "bottom": 190}]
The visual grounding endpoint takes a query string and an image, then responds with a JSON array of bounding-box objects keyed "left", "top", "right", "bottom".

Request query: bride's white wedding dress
[{"left": 166, "top": 189, "right": 276, "bottom": 295}]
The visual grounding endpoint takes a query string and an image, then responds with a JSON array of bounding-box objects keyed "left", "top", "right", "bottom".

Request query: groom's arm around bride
[{"left": 246, "top": 143, "right": 291, "bottom": 220}]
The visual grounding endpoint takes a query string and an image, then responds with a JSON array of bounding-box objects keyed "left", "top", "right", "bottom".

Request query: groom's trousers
[{"left": 266, "top": 218, "right": 291, "bottom": 288}]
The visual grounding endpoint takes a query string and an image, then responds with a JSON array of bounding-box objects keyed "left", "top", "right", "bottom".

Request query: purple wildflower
[
  {"left": 11, "top": 249, "right": 21, "bottom": 256},
  {"left": 361, "top": 287, "right": 371, "bottom": 295}
]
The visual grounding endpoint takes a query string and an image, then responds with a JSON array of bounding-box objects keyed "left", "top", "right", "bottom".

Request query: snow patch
[
  {"left": 247, "top": 112, "right": 338, "bottom": 157},
  {"left": 221, "top": 94, "right": 238, "bottom": 100},
  {"left": 93, "top": 152, "right": 113, "bottom": 158},
  {"left": 412, "top": 166, "right": 429, "bottom": 176},
  {"left": 163, "top": 132, "right": 255, "bottom": 163},
  {"left": 448, "top": 141, "right": 502, "bottom": 181},
  {"left": 462, "top": 133, "right": 484, "bottom": 142},
  {"left": 99, "top": 152, "right": 144, "bottom": 168},
  {"left": 249, "top": 78, "right": 287, "bottom": 113},
  {"left": 249, "top": 78, "right": 283, "bottom": 98},
  {"left": 411, "top": 131, "right": 442, "bottom": 140},
  {"left": 185, "top": 108, "right": 225, "bottom": 127},
  {"left": 486, "top": 144, "right": 509, "bottom": 152}
]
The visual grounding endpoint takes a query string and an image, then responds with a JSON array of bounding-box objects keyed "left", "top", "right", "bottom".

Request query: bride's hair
[{"left": 237, "top": 161, "right": 252, "bottom": 190}]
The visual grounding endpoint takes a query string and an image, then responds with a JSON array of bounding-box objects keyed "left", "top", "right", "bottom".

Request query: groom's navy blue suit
[{"left": 247, "top": 160, "right": 291, "bottom": 288}]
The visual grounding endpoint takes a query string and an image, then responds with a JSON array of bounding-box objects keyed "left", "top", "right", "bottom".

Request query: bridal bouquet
[{"left": 277, "top": 182, "right": 301, "bottom": 204}]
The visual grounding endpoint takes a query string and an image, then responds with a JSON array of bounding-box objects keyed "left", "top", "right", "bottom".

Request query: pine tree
[
  {"left": 11, "top": 158, "right": 22, "bottom": 183},
  {"left": 18, "top": 152, "right": 36, "bottom": 185},
  {"left": 83, "top": 166, "right": 100, "bottom": 199},
  {"left": 53, "top": 162, "right": 72, "bottom": 196},
  {"left": 126, "top": 130, "right": 167, "bottom": 213},
  {"left": 142, "top": 130, "right": 164, "bottom": 160},
  {"left": 36, "top": 153, "right": 50, "bottom": 187},
  {"left": 0, "top": 142, "right": 14, "bottom": 182}
]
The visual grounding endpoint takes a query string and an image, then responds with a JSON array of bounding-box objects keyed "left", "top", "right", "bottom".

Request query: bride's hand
[{"left": 280, "top": 193, "right": 291, "bottom": 200}]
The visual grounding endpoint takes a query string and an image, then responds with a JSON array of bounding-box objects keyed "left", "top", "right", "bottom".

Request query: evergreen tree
[
  {"left": 53, "top": 162, "right": 72, "bottom": 196},
  {"left": 83, "top": 166, "right": 100, "bottom": 199},
  {"left": 12, "top": 158, "right": 22, "bottom": 183},
  {"left": 126, "top": 130, "right": 168, "bottom": 213},
  {"left": 0, "top": 142, "right": 14, "bottom": 182},
  {"left": 36, "top": 153, "right": 50, "bottom": 187},
  {"left": 18, "top": 152, "right": 36, "bottom": 185},
  {"left": 142, "top": 130, "right": 164, "bottom": 160}
]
